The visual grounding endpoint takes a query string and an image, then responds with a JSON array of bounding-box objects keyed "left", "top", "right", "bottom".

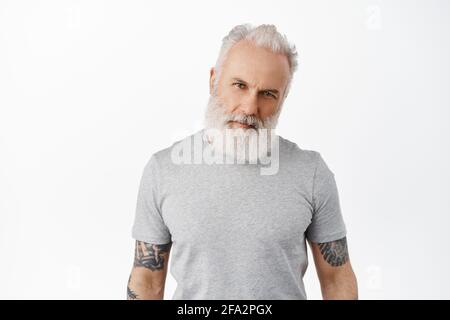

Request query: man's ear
[{"left": 209, "top": 67, "right": 215, "bottom": 95}]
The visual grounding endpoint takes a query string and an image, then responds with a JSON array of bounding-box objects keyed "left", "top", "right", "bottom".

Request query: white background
[{"left": 1, "top": 0, "right": 449, "bottom": 299}]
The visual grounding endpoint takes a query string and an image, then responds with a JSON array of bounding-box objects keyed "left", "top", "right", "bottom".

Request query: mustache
[{"left": 222, "top": 113, "right": 263, "bottom": 129}]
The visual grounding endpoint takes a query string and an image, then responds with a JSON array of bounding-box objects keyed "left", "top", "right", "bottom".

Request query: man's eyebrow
[
  {"left": 232, "top": 77, "right": 247, "bottom": 84},
  {"left": 231, "top": 77, "right": 280, "bottom": 95}
]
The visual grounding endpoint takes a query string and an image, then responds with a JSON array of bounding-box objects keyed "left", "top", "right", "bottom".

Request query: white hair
[{"left": 212, "top": 23, "right": 299, "bottom": 102}]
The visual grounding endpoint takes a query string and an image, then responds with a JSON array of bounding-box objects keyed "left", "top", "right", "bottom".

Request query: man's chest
[{"left": 160, "top": 167, "right": 313, "bottom": 248}]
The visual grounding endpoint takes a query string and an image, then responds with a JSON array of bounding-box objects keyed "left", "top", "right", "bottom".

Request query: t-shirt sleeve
[
  {"left": 306, "top": 152, "right": 347, "bottom": 243},
  {"left": 131, "top": 154, "right": 172, "bottom": 244}
]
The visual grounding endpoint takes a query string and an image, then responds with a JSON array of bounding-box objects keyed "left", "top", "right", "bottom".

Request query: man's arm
[
  {"left": 127, "top": 240, "right": 172, "bottom": 300},
  {"left": 308, "top": 237, "right": 358, "bottom": 299}
]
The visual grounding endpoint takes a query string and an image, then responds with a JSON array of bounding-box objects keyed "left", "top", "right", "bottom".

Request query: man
[{"left": 127, "top": 24, "right": 358, "bottom": 300}]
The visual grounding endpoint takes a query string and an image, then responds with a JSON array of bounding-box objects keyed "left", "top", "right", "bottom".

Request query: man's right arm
[{"left": 127, "top": 240, "right": 172, "bottom": 300}]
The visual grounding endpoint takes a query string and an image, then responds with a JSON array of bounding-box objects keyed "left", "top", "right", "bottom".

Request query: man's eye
[
  {"left": 233, "top": 83, "right": 246, "bottom": 89},
  {"left": 263, "top": 91, "right": 276, "bottom": 99}
]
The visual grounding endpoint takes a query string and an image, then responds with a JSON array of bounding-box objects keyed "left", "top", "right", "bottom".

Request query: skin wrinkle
[{"left": 204, "top": 39, "right": 290, "bottom": 163}]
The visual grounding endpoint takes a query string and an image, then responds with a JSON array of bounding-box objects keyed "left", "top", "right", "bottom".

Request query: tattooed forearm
[
  {"left": 318, "top": 237, "right": 349, "bottom": 267},
  {"left": 134, "top": 240, "right": 172, "bottom": 271},
  {"left": 127, "top": 275, "right": 138, "bottom": 300},
  {"left": 127, "top": 241, "right": 171, "bottom": 300}
]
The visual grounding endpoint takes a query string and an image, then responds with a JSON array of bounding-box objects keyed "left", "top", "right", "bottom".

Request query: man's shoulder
[
  {"left": 277, "top": 134, "right": 321, "bottom": 165},
  {"left": 149, "top": 129, "right": 203, "bottom": 165}
]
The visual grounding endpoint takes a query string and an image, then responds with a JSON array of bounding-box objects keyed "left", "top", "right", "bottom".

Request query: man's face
[{"left": 209, "top": 40, "right": 290, "bottom": 129}]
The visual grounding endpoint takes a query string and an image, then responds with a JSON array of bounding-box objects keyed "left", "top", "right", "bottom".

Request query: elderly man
[{"left": 127, "top": 24, "right": 358, "bottom": 300}]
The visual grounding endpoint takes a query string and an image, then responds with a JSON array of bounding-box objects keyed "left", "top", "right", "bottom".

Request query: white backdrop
[{"left": 1, "top": 0, "right": 449, "bottom": 299}]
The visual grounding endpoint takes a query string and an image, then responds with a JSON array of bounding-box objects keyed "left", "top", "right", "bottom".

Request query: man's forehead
[{"left": 222, "top": 40, "right": 290, "bottom": 88}]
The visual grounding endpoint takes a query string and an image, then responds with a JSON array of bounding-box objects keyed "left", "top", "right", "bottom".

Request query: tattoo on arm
[
  {"left": 127, "top": 275, "right": 138, "bottom": 300},
  {"left": 127, "top": 241, "right": 171, "bottom": 300},
  {"left": 318, "top": 237, "right": 349, "bottom": 267},
  {"left": 134, "top": 240, "right": 172, "bottom": 271}
]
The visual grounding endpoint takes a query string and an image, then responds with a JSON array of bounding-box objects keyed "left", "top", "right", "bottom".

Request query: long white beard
[{"left": 203, "top": 94, "right": 281, "bottom": 164}]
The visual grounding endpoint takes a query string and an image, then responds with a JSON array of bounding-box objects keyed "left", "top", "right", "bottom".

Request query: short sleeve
[
  {"left": 306, "top": 152, "right": 347, "bottom": 243},
  {"left": 131, "top": 154, "right": 172, "bottom": 244}
]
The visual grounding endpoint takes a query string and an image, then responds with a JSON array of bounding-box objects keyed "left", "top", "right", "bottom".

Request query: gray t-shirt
[{"left": 131, "top": 129, "right": 347, "bottom": 299}]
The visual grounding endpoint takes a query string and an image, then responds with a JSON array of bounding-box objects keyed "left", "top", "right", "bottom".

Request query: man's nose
[{"left": 240, "top": 92, "right": 258, "bottom": 116}]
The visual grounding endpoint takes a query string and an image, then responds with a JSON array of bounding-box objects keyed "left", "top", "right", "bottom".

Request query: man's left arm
[{"left": 308, "top": 236, "right": 358, "bottom": 299}]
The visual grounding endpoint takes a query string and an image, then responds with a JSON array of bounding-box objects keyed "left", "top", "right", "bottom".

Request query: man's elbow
[
  {"left": 320, "top": 268, "right": 358, "bottom": 300},
  {"left": 127, "top": 269, "right": 167, "bottom": 300}
]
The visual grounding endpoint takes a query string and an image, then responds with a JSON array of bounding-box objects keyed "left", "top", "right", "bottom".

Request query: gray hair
[{"left": 212, "top": 23, "right": 298, "bottom": 102}]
